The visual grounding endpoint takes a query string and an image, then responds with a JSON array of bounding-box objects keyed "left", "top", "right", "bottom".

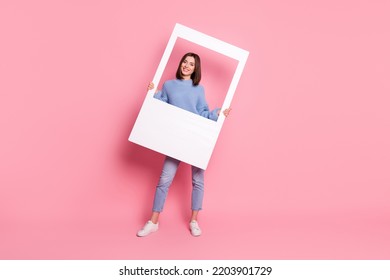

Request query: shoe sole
[{"left": 136, "top": 227, "right": 158, "bottom": 237}]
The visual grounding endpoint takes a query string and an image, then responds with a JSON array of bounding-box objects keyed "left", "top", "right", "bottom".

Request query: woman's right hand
[{"left": 147, "top": 82, "right": 155, "bottom": 91}]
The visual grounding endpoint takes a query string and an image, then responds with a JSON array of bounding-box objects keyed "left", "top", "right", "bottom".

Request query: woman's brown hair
[{"left": 176, "top": 52, "right": 201, "bottom": 86}]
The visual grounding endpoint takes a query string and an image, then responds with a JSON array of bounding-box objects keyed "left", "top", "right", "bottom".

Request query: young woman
[{"left": 137, "top": 52, "right": 231, "bottom": 237}]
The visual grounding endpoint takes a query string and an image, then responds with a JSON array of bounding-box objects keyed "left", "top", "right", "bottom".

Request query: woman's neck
[{"left": 182, "top": 75, "right": 191, "bottom": 80}]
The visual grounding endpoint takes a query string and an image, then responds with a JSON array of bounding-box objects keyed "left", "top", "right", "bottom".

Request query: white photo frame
[{"left": 129, "top": 23, "right": 249, "bottom": 169}]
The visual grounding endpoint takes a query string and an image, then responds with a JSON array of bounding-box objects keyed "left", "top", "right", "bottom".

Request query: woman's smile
[{"left": 180, "top": 56, "right": 195, "bottom": 78}]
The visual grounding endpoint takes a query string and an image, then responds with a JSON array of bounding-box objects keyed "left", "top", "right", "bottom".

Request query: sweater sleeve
[
  {"left": 196, "top": 89, "right": 220, "bottom": 121},
  {"left": 153, "top": 82, "right": 168, "bottom": 103}
]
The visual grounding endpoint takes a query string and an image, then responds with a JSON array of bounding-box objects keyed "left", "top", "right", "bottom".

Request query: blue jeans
[{"left": 152, "top": 156, "right": 204, "bottom": 212}]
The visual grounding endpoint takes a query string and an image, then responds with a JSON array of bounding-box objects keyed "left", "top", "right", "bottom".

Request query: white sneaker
[
  {"left": 137, "top": 221, "right": 158, "bottom": 237},
  {"left": 189, "top": 220, "right": 202, "bottom": 236}
]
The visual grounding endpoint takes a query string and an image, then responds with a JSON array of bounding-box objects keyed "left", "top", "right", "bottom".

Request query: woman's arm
[
  {"left": 197, "top": 99, "right": 219, "bottom": 121},
  {"left": 148, "top": 82, "right": 168, "bottom": 103},
  {"left": 197, "top": 90, "right": 231, "bottom": 120}
]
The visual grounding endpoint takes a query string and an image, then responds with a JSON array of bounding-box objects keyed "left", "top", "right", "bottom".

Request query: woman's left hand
[{"left": 218, "top": 108, "right": 232, "bottom": 117}]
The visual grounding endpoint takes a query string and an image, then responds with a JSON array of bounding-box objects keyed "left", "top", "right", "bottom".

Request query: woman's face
[{"left": 180, "top": 56, "right": 195, "bottom": 79}]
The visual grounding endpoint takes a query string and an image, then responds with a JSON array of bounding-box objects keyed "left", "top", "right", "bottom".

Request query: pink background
[{"left": 1, "top": 0, "right": 389, "bottom": 259}]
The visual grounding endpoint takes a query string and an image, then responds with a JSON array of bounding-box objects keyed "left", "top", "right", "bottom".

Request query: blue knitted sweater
[{"left": 154, "top": 79, "right": 219, "bottom": 121}]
